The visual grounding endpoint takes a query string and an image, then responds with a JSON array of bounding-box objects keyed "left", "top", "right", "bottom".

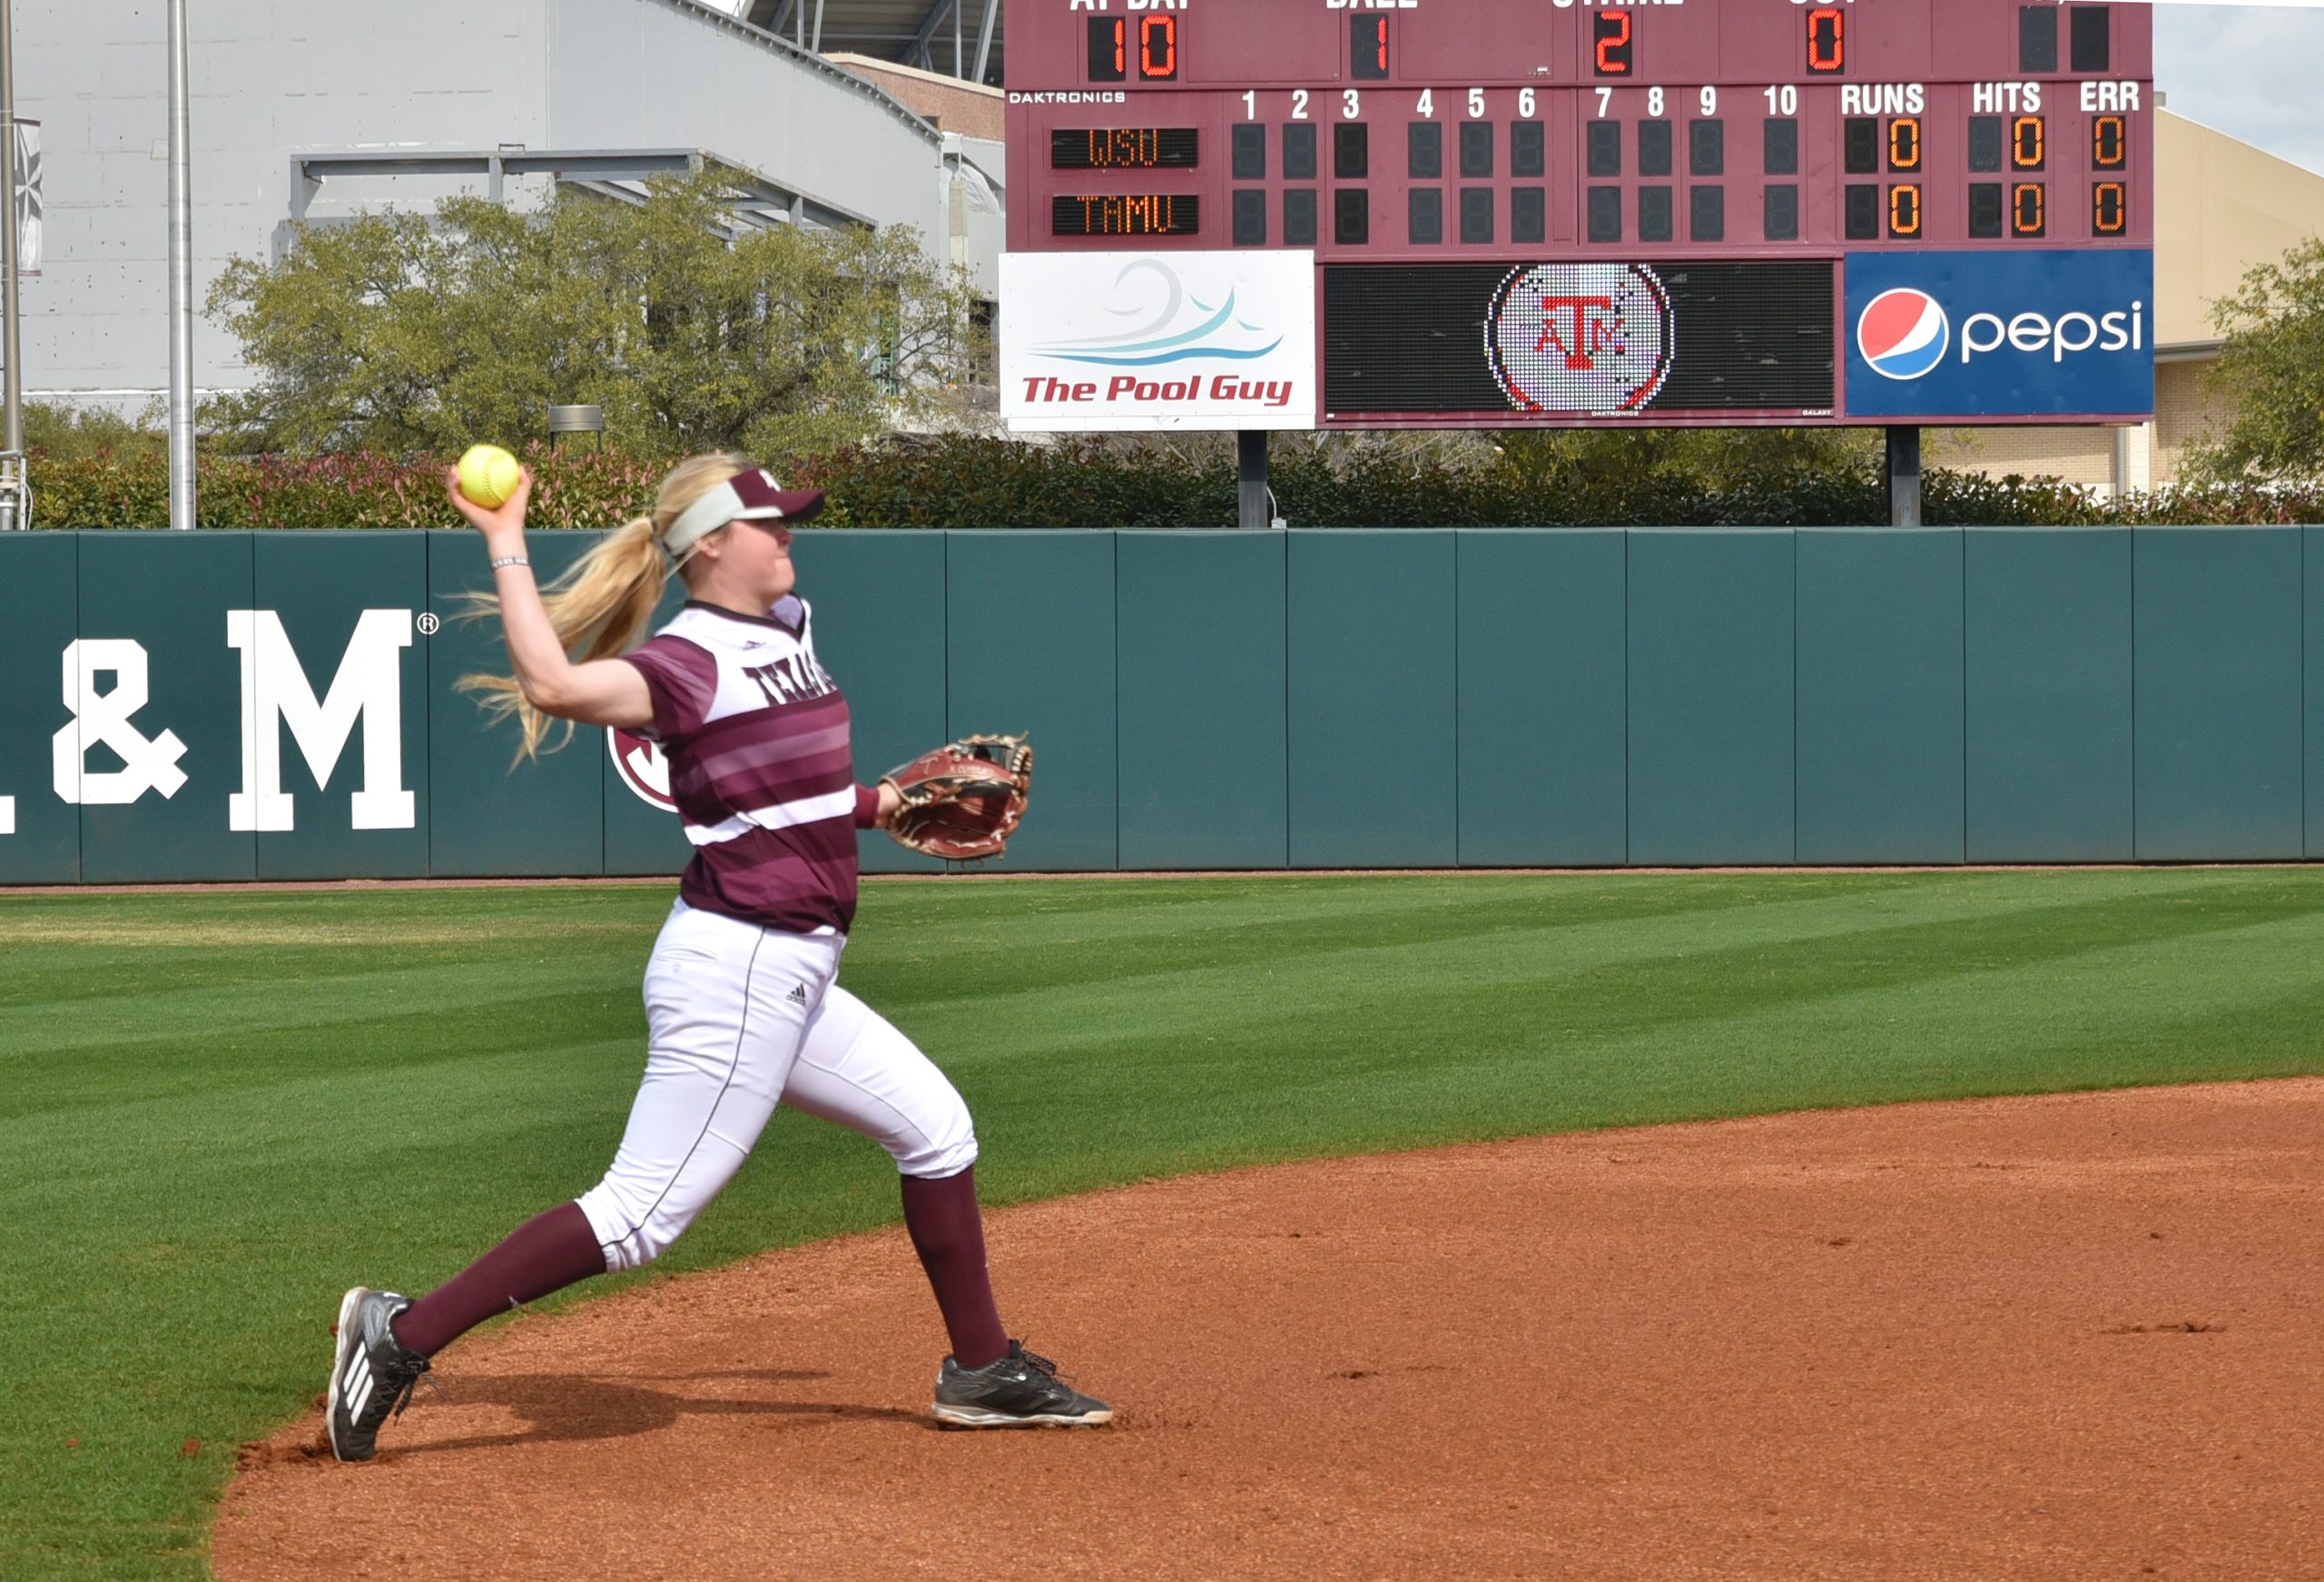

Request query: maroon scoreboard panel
[{"left": 1002, "top": 0, "right": 2157, "bottom": 428}]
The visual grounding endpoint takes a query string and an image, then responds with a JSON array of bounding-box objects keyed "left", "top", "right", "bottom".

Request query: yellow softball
[{"left": 456, "top": 444, "right": 522, "bottom": 509}]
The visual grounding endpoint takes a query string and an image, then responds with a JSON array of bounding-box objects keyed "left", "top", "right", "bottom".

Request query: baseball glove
[{"left": 879, "top": 733, "right": 1033, "bottom": 862}]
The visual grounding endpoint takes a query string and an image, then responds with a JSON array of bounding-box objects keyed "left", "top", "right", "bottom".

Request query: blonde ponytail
[{"left": 459, "top": 452, "right": 755, "bottom": 761}]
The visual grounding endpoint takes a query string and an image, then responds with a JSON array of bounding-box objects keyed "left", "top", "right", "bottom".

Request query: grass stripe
[{"left": 3, "top": 870, "right": 2321, "bottom": 1578}]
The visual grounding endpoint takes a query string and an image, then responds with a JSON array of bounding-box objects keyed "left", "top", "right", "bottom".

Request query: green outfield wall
[{"left": 2, "top": 526, "right": 2317, "bottom": 885}]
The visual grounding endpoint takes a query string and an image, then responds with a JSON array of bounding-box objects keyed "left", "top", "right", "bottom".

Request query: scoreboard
[{"left": 1000, "top": 0, "right": 2156, "bottom": 431}]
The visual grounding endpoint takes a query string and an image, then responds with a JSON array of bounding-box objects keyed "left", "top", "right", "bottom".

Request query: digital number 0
[
  {"left": 2093, "top": 115, "right": 2126, "bottom": 169},
  {"left": 1137, "top": 16, "right": 1177, "bottom": 81},
  {"left": 1807, "top": 11, "right": 1845, "bottom": 74}
]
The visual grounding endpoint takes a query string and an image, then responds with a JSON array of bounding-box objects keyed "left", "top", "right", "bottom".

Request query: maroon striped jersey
[{"left": 620, "top": 597, "right": 879, "bottom": 934}]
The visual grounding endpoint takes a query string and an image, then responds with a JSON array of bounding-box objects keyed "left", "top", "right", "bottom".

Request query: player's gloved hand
[{"left": 879, "top": 734, "right": 1032, "bottom": 861}]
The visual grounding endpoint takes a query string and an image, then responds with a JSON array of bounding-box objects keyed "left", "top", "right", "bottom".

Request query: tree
[
  {"left": 2184, "top": 234, "right": 2324, "bottom": 484},
  {"left": 204, "top": 172, "right": 987, "bottom": 457}
]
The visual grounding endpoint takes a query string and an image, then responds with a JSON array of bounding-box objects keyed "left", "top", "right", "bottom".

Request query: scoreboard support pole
[
  {"left": 1237, "top": 430, "right": 1270, "bottom": 530},
  {"left": 1886, "top": 427, "right": 1924, "bottom": 529}
]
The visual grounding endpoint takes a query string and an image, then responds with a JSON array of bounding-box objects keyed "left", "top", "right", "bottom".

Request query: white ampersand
[{"left": 52, "top": 639, "right": 191, "bottom": 805}]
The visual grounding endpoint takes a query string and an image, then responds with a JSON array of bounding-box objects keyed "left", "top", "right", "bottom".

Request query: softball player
[{"left": 325, "top": 453, "right": 1109, "bottom": 1461}]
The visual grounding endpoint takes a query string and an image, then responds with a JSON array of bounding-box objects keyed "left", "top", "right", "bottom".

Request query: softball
[{"left": 456, "top": 444, "right": 522, "bottom": 509}]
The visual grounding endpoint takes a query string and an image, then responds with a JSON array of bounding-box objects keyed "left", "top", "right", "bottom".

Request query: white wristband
[{"left": 488, "top": 555, "right": 530, "bottom": 571}]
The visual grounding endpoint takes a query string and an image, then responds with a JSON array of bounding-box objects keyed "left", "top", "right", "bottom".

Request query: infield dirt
[{"left": 216, "top": 1079, "right": 2324, "bottom": 1581}]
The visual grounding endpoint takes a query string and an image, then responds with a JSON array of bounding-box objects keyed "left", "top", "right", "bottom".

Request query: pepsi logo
[
  {"left": 1856, "top": 288, "right": 1951, "bottom": 381},
  {"left": 607, "top": 727, "right": 675, "bottom": 811}
]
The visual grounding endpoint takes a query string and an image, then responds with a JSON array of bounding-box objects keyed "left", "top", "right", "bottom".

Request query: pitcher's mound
[{"left": 216, "top": 1080, "right": 2324, "bottom": 1581}]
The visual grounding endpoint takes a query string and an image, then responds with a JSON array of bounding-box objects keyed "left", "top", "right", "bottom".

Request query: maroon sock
[
  {"left": 389, "top": 1201, "right": 608, "bottom": 1359},
  {"left": 900, "top": 1166, "right": 1010, "bottom": 1370}
]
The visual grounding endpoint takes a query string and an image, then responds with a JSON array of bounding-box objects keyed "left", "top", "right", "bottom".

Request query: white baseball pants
[{"left": 576, "top": 899, "right": 979, "bottom": 1272}]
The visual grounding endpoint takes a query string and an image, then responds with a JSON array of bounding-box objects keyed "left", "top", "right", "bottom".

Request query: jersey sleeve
[{"left": 619, "top": 635, "right": 720, "bottom": 742}]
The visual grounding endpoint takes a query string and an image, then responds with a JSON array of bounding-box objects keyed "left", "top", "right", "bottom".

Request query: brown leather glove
[{"left": 878, "top": 733, "right": 1033, "bottom": 861}]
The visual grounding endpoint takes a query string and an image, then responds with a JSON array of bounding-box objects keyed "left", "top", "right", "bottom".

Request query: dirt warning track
[{"left": 217, "top": 1080, "right": 2324, "bottom": 1582}]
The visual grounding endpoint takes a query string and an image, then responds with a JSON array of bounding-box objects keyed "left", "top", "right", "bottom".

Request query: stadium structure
[{"left": 11, "top": 0, "right": 1006, "bottom": 422}]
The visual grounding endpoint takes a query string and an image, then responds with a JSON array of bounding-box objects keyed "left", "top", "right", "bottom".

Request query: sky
[{"left": 2156, "top": 4, "right": 2324, "bottom": 173}]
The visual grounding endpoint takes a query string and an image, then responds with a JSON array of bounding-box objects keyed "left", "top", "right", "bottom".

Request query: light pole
[
  {"left": 0, "top": 0, "right": 27, "bottom": 529},
  {"left": 166, "top": 0, "right": 195, "bottom": 529}
]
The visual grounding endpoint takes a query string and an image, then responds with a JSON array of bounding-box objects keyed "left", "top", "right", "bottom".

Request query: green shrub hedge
[{"left": 25, "top": 437, "right": 2322, "bottom": 530}]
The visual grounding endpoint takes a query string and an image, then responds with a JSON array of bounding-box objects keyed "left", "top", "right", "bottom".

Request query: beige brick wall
[
  {"left": 1929, "top": 425, "right": 2118, "bottom": 490},
  {"left": 826, "top": 54, "right": 1005, "bottom": 141},
  {"left": 2153, "top": 359, "right": 2233, "bottom": 482},
  {"left": 1930, "top": 354, "right": 2233, "bottom": 493}
]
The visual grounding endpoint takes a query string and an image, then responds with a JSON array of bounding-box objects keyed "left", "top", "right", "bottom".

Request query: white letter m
[{"left": 227, "top": 610, "right": 416, "bottom": 832}]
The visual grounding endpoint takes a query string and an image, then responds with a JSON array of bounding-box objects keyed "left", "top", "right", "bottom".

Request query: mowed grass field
[{"left": 7, "top": 868, "right": 2324, "bottom": 1579}]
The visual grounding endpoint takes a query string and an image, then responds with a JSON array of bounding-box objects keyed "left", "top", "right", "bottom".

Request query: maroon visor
[{"left": 665, "top": 467, "right": 826, "bottom": 555}]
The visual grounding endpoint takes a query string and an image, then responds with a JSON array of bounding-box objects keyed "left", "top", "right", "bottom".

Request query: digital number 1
[{"left": 1087, "top": 17, "right": 1126, "bottom": 83}]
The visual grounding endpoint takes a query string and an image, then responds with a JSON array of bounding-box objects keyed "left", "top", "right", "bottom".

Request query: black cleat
[
  {"left": 327, "top": 1287, "right": 433, "bottom": 1462},
  {"left": 931, "top": 1341, "right": 1112, "bottom": 1428}
]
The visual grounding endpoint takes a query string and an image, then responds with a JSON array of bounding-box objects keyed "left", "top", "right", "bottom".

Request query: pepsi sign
[{"left": 1844, "top": 250, "right": 2155, "bottom": 421}]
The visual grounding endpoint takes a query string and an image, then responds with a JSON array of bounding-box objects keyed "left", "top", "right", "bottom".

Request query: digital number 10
[{"left": 1088, "top": 16, "right": 1178, "bottom": 83}]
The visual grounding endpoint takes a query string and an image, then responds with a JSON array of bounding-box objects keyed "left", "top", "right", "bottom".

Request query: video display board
[{"left": 1002, "top": 1, "right": 2156, "bottom": 429}]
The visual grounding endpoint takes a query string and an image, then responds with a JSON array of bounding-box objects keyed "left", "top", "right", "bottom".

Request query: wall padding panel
[
  {"left": 21, "top": 526, "right": 2324, "bottom": 882},
  {"left": 427, "top": 531, "right": 605, "bottom": 878},
  {"left": 0, "top": 534, "right": 81, "bottom": 882},
  {"left": 1965, "top": 529, "right": 2134, "bottom": 863},
  {"left": 944, "top": 532, "right": 1116, "bottom": 871},
  {"left": 1454, "top": 529, "right": 1626, "bottom": 867},
  {"left": 2310, "top": 528, "right": 2323, "bottom": 860},
  {"left": 1118, "top": 532, "right": 1286, "bottom": 870},
  {"left": 1628, "top": 530, "right": 1796, "bottom": 865},
  {"left": 2132, "top": 527, "right": 2304, "bottom": 861},
  {"left": 251, "top": 531, "right": 431, "bottom": 879},
  {"left": 791, "top": 530, "right": 950, "bottom": 877},
  {"left": 1795, "top": 529, "right": 1966, "bottom": 865},
  {"left": 1289, "top": 531, "right": 1458, "bottom": 867},
  {"left": 75, "top": 531, "right": 258, "bottom": 882}
]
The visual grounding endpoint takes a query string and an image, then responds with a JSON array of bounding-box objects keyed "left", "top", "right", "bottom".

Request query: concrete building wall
[
  {"left": 21, "top": 0, "right": 555, "bottom": 407},
  {"left": 548, "top": 1, "right": 943, "bottom": 237},
  {"left": 2151, "top": 109, "right": 2324, "bottom": 349},
  {"left": 823, "top": 54, "right": 1007, "bottom": 296},
  {"left": 12, "top": 0, "right": 949, "bottom": 414}
]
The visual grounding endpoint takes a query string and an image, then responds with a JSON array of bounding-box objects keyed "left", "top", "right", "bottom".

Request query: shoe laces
[
  {"left": 1013, "top": 1343, "right": 1064, "bottom": 1381},
  {"left": 384, "top": 1351, "right": 444, "bottom": 1420}
]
